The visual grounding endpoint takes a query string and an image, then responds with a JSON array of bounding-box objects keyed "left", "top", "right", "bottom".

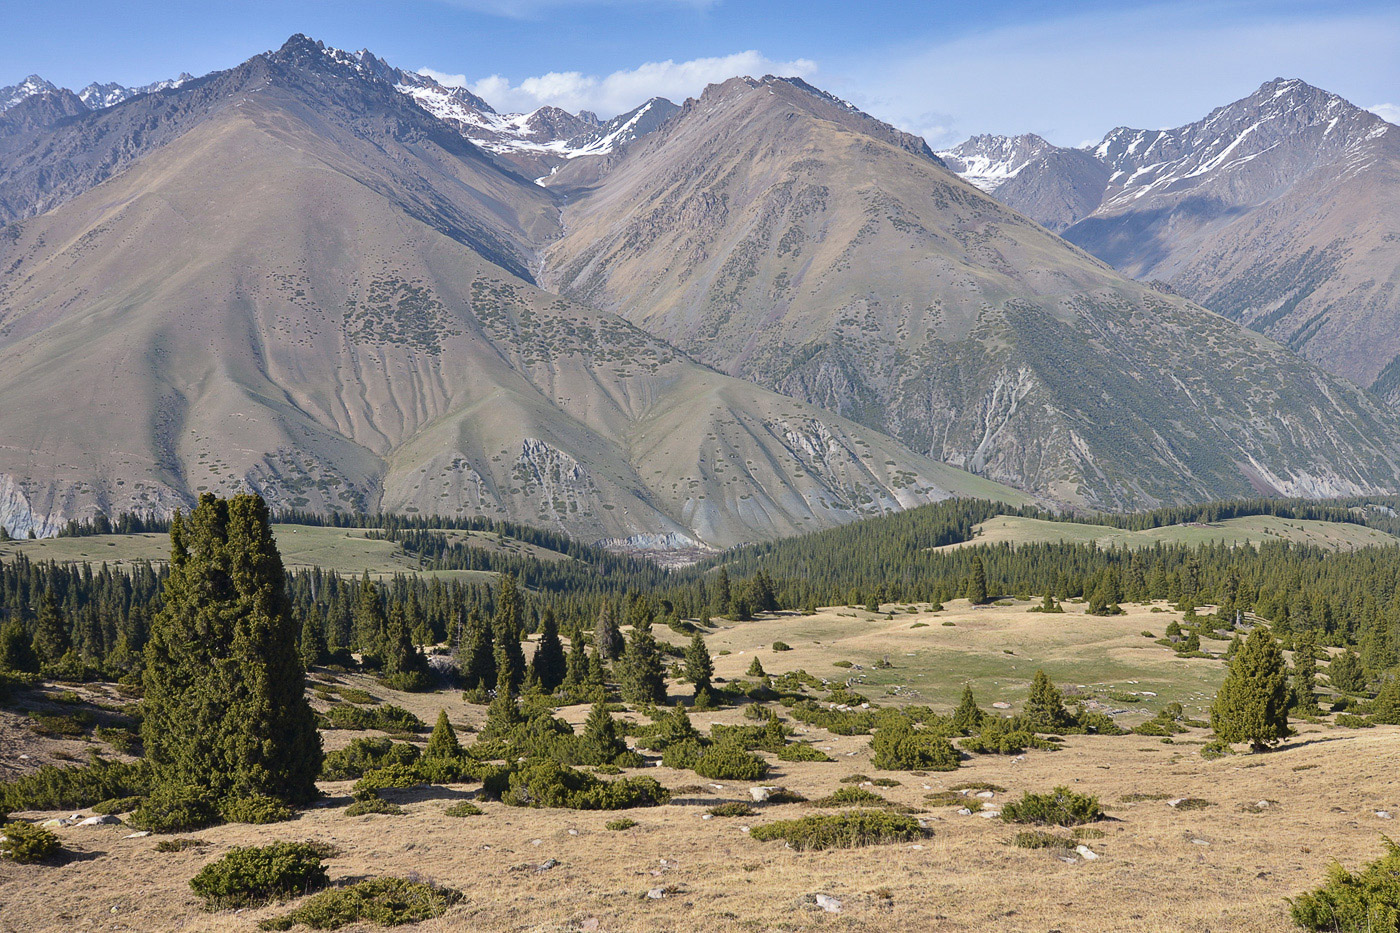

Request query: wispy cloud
[
  {"left": 832, "top": 1, "right": 1400, "bottom": 147},
  {"left": 1371, "top": 103, "right": 1400, "bottom": 125},
  {"left": 421, "top": 50, "right": 816, "bottom": 116}
]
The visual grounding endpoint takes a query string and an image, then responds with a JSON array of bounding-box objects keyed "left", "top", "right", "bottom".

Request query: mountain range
[
  {"left": 938, "top": 79, "right": 1400, "bottom": 397},
  {"left": 2, "top": 38, "right": 1398, "bottom": 546}
]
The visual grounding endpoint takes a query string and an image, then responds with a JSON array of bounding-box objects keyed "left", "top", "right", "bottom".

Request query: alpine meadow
[{"left": 4, "top": 6, "right": 1400, "bottom": 932}]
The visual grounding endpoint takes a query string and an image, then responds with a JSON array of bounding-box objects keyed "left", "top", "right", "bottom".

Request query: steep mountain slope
[
  {"left": 0, "top": 37, "right": 1021, "bottom": 544},
  {"left": 541, "top": 76, "right": 1400, "bottom": 510},
  {"left": 937, "top": 134, "right": 1110, "bottom": 233},
  {"left": 942, "top": 81, "right": 1400, "bottom": 393}
]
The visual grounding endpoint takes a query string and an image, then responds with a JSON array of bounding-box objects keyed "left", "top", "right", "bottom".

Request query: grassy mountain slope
[
  {"left": 0, "top": 43, "right": 1026, "bottom": 546},
  {"left": 541, "top": 76, "right": 1400, "bottom": 510}
]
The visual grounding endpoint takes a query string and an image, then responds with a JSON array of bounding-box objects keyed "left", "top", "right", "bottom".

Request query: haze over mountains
[
  {"left": 2, "top": 36, "right": 1399, "bottom": 545},
  {"left": 939, "top": 79, "right": 1400, "bottom": 397}
]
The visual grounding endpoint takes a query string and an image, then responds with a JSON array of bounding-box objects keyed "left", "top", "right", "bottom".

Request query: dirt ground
[{"left": 2, "top": 601, "right": 1393, "bottom": 933}]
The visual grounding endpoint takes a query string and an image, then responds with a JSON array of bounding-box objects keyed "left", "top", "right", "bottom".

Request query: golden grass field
[{"left": 3, "top": 599, "right": 1395, "bottom": 933}]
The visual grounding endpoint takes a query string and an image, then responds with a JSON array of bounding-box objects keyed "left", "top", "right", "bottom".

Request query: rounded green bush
[
  {"left": 1, "top": 821, "right": 61, "bottom": 863},
  {"left": 130, "top": 784, "right": 218, "bottom": 833},
  {"left": 692, "top": 746, "right": 769, "bottom": 781},
  {"left": 749, "top": 811, "right": 924, "bottom": 850},
  {"left": 189, "top": 842, "right": 329, "bottom": 909}
]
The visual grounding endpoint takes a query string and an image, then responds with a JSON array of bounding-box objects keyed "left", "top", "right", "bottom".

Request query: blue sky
[{"left": 4, "top": 0, "right": 1397, "bottom": 146}]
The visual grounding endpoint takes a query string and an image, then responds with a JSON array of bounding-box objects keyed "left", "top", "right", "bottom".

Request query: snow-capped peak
[
  {"left": 936, "top": 133, "right": 1057, "bottom": 192},
  {"left": 1, "top": 74, "right": 60, "bottom": 112}
]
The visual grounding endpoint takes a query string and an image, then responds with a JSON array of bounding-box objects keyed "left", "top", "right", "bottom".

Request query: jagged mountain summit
[
  {"left": 941, "top": 79, "right": 1400, "bottom": 394},
  {"left": 541, "top": 74, "right": 1400, "bottom": 511},
  {"left": 936, "top": 134, "right": 1110, "bottom": 233},
  {"left": 0, "top": 35, "right": 1022, "bottom": 544}
]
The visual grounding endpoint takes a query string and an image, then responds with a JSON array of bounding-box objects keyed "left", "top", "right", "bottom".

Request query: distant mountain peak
[{"left": 1, "top": 74, "right": 60, "bottom": 112}]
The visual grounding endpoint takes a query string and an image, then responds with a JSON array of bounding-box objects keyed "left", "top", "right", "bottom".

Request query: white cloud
[
  {"left": 1371, "top": 103, "right": 1400, "bottom": 125},
  {"left": 420, "top": 51, "right": 816, "bottom": 117},
  {"left": 829, "top": 1, "right": 1400, "bottom": 148}
]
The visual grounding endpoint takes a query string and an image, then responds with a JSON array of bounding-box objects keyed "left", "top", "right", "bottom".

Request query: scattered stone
[
  {"left": 1075, "top": 845, "right": 1098, "bottom": 860},
  {"left": 702, "top": 814, "right": 713, "bottom": 821},
  {"left": 751, "top": 786, "right": 780, "bottom": 802},
  {"left": 815, "top": 894, "right": 843, "bottom": 913},
  {"left": 977, "top": 810, "right": 1001, "bottom": 819},
  {"left": 568, "top": 829, "right": 579, "bottom": 835},
  {"left": 975, "top": 791, "right": 995, "bottom": 799},
  {"left": 531, "top": 838, "right": 543, "bottom": 846},
  {"left": 957, "top": 808, "right": 973, "bottom": 816},
  {"left": 647, "top": 888, "right": 667, "bottom": 900},
  {"left": 1377, "top": 811, "right": 1393, "bottom": 820},
  {"left": 580, "top": 920, "right": 599, "bottom": 932},
  {"left": 910, "top": 844, "right": 925, "bottom": 850},
  {"left": 1167, "top": 798, "right": 1186, "bottom": 808},
  {"left": 992, "top": 702, "right": 1012, "bottom": 710},
  {"left": 124, "top": 831, "right": 150, "bottom": 838},
  {"left": 1256, "top": 800, "right": 1271, "bottom": 810},
  {"left": 537, "top": 859, "right": 558, "bottom": 872},
  {"left": 77, "top": 815, "right": 122, "bottom": 826},
  {"left": 1191, "top": 838, "right": 1210, "bottom": 846}
]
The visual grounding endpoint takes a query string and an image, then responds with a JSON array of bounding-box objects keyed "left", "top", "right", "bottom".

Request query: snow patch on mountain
[
  {"left": 0, "top": 75, "right": 59, "bottom": 112},
  {"left": 937, "top": 134, "right": 1056, "bottom": 192}
]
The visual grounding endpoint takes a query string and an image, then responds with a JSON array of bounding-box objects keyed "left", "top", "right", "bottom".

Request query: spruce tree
[
  {"left": 564, "top": 631, "right": 589, "bottom": 689},
  {"left": 1327, "top": 649, "right": 1366, "bottom": 694},
  {"left": 579, "top": 701, "right": 629, "bottom": 765},
  {"left": 746, "top": 656, "right": 766, "bottom": 678},
  {"left": 481, "top": 663, "right": 523, "bottom": 739},
  {"left": 967, "top": 556, "right": 989, "bottom": 605},
  {"left": 531, "top": 608, "right": 567, "bottom": 692},
  {"left": 619, "top": 615, "right": 666, "bottom": 706},
  {"left": 425, "top": 710, "right": 462, "bottom": 759},
  {"left": 1211, "top": 627, "right": 1289, "bottom": 752},
  {"left": 684, "top": 631, "right": 714, "bottom": 701},
  {"left": 382, "top": 601, "right": 431, "bottom": 691},
  {"left": 0, "top": 618, "right": 39, "bottom": 673},
  {"left": 299, "top": 612, "right": 327, "bottom": 672},
  {"left": 587, "top": 643, "right": 607, "bottom": 686},
  {"left": 952, "top": 684, "right": 984, "bottom": 734},
  {"left": 458, "top": 608, "right": 495, "bottom": 693},
  {"left": 492, "top": 574, "right": 527, "bottom": 694},
  {"left": 142, "top": 494, "right": 321, "bottom": 804},
  {"left": 31, "top": 589, "right": 69, "bottom": 665},
  {"left": 352, "top": 574, "right": 387, "bottom": 662},
  {"left": 595, "top": 600, "right": 624, "bottom": 661},
  {"left": 1023, "top": 669, "right": 1071, "bottom": 732},
  {"left": 712, "top": 567, "right": 732, "bottom": 619}
]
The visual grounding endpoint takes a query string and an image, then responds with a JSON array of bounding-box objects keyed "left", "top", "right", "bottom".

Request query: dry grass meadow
[{"left": 3, "top": 599, "right": 1395, "bottom": 933}]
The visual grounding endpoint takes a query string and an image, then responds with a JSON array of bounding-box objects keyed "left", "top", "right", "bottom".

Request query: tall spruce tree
[
  {"left": 1211, "top": 627, "right": 1289, "bottom": 752},
  {"left": 712, "top": 567, "right": 732, "bottom": 619},
  {"left": 382, "top": 601, "right": 431, "bottom": 691},
  {"left": 299, "top": 612, "right": 327, "bottom": 672},
  {"left": 142, "top": 494, "right": 321, "bottom": 804},
  {"left": 564, "top": 630, "right": 589, "bottom": 689},
  {"left": 31, "top": 589, "right": 69, "bottom": 665},
  {"left": 1290, "top": 630, "right": 1319, "bottom": 712},
  {"left": 0, "top": 618, "right": 39, "bottom": 673},
  {"left": 458, "top": 608, "right": 496, "bottom": 693},
  {"left": 1023, "top": 669, "right": 1071, "bottom": 732},
  {"left": 684, "top": 631, "right": 714, "bottom": 702},
  {"left": 425, "top": 710, "right": 462, "bottom": 759},
  {"left": 531, "top": 608, "right": 567, "bottom": 692},
  {"left": 579, "top": 701, "right": 629, "bottom": 765},
  {"left": 619, "top": 614, "right": 666, "bottom": 706},
  {"left": 595, "top": 601, "right": 624, "bottom": 661},
  {"left": 493, "top": 574, "right": 526, "bottom": 694},
  {"left": 352, "top": 574, "right": 387, "bottom": 661},
  {"left": 952, "top": 684, "right": 984, "bottom": 734},
  {"left": 967, "top": 556, "right": 990, "bottom": 605},
  {"left": 1327, "top": 649, "right": 1366, "bottom": 694}
]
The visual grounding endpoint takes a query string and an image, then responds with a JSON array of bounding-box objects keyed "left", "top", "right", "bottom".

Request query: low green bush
[
  {"left": 749, "top": 811, "right": 925, "bottom": 850},
  {"left": 352, "top": 763, "right": 423, "bottom": 801},
  {"left": 320, "top": 738, "right": 420, "bottom": 781},
  {"left": 692, "top": 746, "right": 769, "bottom": 781},
  {"left": 0, "top": 757, "right": 152, "bottom": 813},
  {"left": 325, "top": 705, "right": 425, "bottom": 734},
  {"left": 812, "top": 787, "right": 888, "bottom": 808},
  {"left": 220, "top": 794, "right": 295, "bottom": 825},
  {"left": 708, "top": 802, "right": 755, "bottom": 817},
  {"left": 772, "top": 642, "right": 792, "bottom": 652},
  {"left": 130, "top": 784, "right": 218, "bottom": 834},
  {"left": 871, "top": 721, "right": 959, "bottom": 771},
  {"left": 155, "top": 838, "right": 207, "bottom": 853},
  {"left": 1010, "top": 830, "right": 1073, "bottom": 850},
  {"left": 490, "top": 759, "right": 670, "bottom": 810},
  {"left": 189, "top": 842, "right": 329, "bottom": 909},
  {"left": 1290, "top": 837, "right": 1400, "bottom": 933},
  {"left": 1001, "top": 787, "right": 1103, "bottom": 826},
  {"left": 344, "top": 798, "right": 403, "bottom": 817},
  {"left": 443, "top": 801, "right": 482, "bottom": 817},
  {"left": 775, "top": 743, "right": 831, "bottom": 762},
  {"left": 1, "top": 821, "right": 61, "bottom": 863},
  {"left": 92, "top": 795, "right": 143, "bottom": 815},
  {"left": 606, "top": 817, "right": 638, "bottom": 830},
  {"left": 258, "top": 877, "right": 458, "bottom": 930}
]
